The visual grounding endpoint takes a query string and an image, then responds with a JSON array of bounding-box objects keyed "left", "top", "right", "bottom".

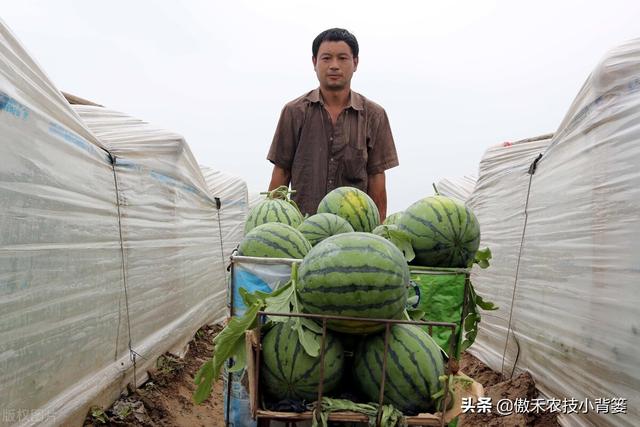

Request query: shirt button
[
  {"left": 330, "top": 157, "right": 334, "bottom": 162},
  {"left": 329, "top": 137, "right": 333, "bottom": 141}
]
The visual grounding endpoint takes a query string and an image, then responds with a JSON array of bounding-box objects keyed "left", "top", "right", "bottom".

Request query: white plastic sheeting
[
  {"left": 248, "top": 191, "right": 265, "bottom": 212},
  {"left": 200, "top": 166, "right": 249, "bottom": 261},
  {"left": 0, "top": 17, "right": 227, "bottom": 427},
  {"left": 468, "top": 39, "right": 640, "bottom": 426},
  {"left": 436, "top": 175, "right": 477, "bottom": 202}
]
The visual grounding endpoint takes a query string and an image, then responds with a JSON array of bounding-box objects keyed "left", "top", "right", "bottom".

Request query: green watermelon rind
[
  {"left": 238, "top": 222, "right": 311, "bottom": 259},
  {"left": 397, "top": 196, "right": 480, "bottom": 268},
  {"left": 353, "top": 324, "right": 445, "bottom": 414},
  {"left": 245, "top": 198, "right": 304, "bottom": 234},
  {"left": 297, "top": 232, "right": 409, "bottom": 334},
  {"left": 261, "top": 321, "right": 344, "bottom": 400},
  {"left": 297, "top": 213, "right": 354, "bottom": 246},
  {"left": 317, "top": 187, "right": 380, "bottom": 233}
]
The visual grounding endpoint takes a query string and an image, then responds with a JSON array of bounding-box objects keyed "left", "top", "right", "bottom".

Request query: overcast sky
[{"left": 3, "top": 1, "right": 640, "bottom": 212}]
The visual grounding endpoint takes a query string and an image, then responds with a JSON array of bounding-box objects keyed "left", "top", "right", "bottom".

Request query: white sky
[{"left": 3, "top": 1, "right": 640, "bottom": 212}]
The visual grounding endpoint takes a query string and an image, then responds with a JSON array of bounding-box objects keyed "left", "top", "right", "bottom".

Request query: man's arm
[
  {"left": 268, "top": 165, "right": 291, "bottom": 191},
  {"left": 368, "top": 172, "right": 387, "bottom": 222}
]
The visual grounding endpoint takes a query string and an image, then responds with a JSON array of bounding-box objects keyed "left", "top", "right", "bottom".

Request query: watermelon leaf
[
  {"left": 461, "top": 281, "right": 498, "bottom": 352},
  {"left": 194, "top": 282, "right": 294, "bottom": 404},
  {"left": 388, "top": 229, "right": 415, "bottom": 262},
  {"left": 193, "top": 302, "right": 260, "bottom": 404},
  {"left": 472, "top": 247, "right": 492, "bottom": 269},
  {"left": 264, "top": 281, "right": 295, "bottom": 322}
]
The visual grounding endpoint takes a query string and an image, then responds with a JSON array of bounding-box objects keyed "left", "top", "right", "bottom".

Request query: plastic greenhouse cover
[
  {"left": 248, "top": 191, "right": 266, "bottom": 212},
  {"left": 468, "top": 38, "right": 640, "bottom": 427},
  {"left": 200, "top": 166, "right": 249, "bottom": 262},
  {"left": 0, "top": 17, "right": 228, "bottom": 427},
  {"left": 436, "top": 174, "right": 477, "bottom": 203}
]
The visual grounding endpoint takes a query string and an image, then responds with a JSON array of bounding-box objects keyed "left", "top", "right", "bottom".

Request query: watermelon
[
  {"left": 297, "top": 213, "right": 354, "bottom": 246},
  {"left": 397, "top": 196, "right": 480, "bottom": 267},
  {"left": 353, "top": 324, "right": 445, "bottom": 414},
  {"left": 245, "top": 197, "right": 303, "bottom": 234},
  {"left": 238, "top": 222, "right": 311, "bottom": 259},
  {"left": 297, "top": 232, "right": 409, "bottom": 334},
  {"left": 317, "top": 187, "right": 379, "bottom": 232},
  {"left": 383, "top": 211, "right": 403, "bottom": 225},
  {"left": 261, "top": 321, "right": 344, "bottom": 401}
]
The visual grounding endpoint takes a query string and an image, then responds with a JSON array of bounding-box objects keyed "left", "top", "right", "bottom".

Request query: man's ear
[
  {"left": 312, "top": 56, "right": 317, "bottom": 69},
  {"left": 353, "top": 57, "right": 359, "bottom": 72}
]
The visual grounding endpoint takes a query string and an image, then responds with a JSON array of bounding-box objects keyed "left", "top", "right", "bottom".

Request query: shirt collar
[{"left": 305, "top": 88, "right": 364, "bottom": 111}]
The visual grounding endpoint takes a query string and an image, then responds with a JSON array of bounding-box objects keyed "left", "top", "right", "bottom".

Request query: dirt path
[
  {"left": 84, "top": 325, "right": 225, "bottom": 427},
  {"left": 84, "top": 328, "right": 559, "bottom": 427}
]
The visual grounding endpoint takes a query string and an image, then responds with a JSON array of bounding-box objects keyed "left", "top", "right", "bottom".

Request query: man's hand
[
  {"left": 367, "top": 172, "right": 387, "bottom": 223},
  {"left": 268, "top": 165, "right": 291, "bottom": 191}
]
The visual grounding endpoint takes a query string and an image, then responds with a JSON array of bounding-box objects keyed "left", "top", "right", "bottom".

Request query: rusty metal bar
[
  {"left": 315, "top": 319, "right": 328, "bottom": 424},
  {"left": 260, "top": 311, "right": 456, "bottom": 328},
  {"left": 376, "top": 323, "right": 391, "bottom": 426},
  {"left": 253, "top": 311, "right": 457, "bottom": 426}
]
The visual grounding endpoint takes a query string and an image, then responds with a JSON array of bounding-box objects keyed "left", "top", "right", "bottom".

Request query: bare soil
[
  {"left": 459, "top": 352, "right": 560, "bottom": 427},
  {"left": 84, "top": 324, "right": 224, "bottom": 427},
  {"left": 84, "top": 330, "right": 559, "bottom": 427}
]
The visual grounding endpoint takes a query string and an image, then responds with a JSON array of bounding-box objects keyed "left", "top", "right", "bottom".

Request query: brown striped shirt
[{"left": 267, "top": 89, "right": 399, "bottom": 215}]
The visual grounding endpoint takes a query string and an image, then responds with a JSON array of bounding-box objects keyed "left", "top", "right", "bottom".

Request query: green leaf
[
  {"left": 193, "top": 302, "right": 261, "bottom": 404},
  {"left": 472, "top": 247, "right": 492, "bottom": 269},
  {"left": 227, "top": 337, "right": 247, "bottom": 373},
  {"left": 476, "top": 293, "right": 498, "bottom": 311},
  {"left": 294, "top": 322, "right": 321, "bottom": 357},
  {"left": 264, "top": 281, "right": 295, "bottom": 322},
  {"left": 406, "top": 308, "right": 425, "bottom": 321}
]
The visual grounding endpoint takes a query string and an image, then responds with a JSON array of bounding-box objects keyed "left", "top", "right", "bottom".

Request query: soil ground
[{"left": 84, "top": 327, "right": 559, "bottom": 427}]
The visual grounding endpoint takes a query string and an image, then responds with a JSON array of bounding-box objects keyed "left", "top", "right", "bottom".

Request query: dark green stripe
[
  {"left": 306, "top": 243, "right": 402, "bottom": 266},
  {"left": 401, "top": 326, "right": 442, "bottom": 391},
  {"left": 273, "top": 323, "right": 287, "bottom": 381},
  {"left": 299, "top": 283, "right": 403, "bottom": 294},
  {"left": 306, "top": 217, "right": 331, "bottom": 235},
  {"left": 302, "top": 292, "right": 405, "bottom": 312},
  {"left": 341, "top": 190, "right": 367, "bottom": 231},
  {"left": 403, "top": 211, "right": 452, "bottom": 243},
  {"left": 292, "top": 335, "right": 336, "bottom": 383},
  {"left": 243, "top": 234, "right": 297, "bottom": 257},
  {"left": 301, "top": 265, "right": 404, "bottom": 279},
  {"left": 371, "top": 341, "right": 404, "bottom": 407},
  {"left": 264, "top": 228, "right": 308, "bottom": 257},
  {"left": 435, "top": 198, "right": 459, "bottom": 242},
  {"left": 391, "top": 327, "right": 432, "bottom": 397}
]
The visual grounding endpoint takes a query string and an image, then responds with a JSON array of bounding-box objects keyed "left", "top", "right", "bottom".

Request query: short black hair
[{"left": 312, "top": 28, "right": 359, "bottom": 59}]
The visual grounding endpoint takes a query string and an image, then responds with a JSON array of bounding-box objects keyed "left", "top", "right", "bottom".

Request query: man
[{"left": 267, "top": 28, "right": 399, "bottom": 221}]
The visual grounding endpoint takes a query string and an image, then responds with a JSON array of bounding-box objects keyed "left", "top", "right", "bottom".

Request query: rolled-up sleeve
[
  {"left": 367, "top": 109, "right": 399, "bottom": 175},
  {"left": 267, "top": 104, "right": 298, "bottom": 170}
]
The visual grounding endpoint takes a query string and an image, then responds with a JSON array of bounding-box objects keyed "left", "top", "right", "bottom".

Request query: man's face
[{"left": 313, "top": 41, "right": 358, "bottom": 92}]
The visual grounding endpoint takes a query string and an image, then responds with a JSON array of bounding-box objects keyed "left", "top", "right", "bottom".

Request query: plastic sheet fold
[
  {"left": 468, "top": 39, "right": 640, "bottom": 426},
  {"left": 0, "top": 18, "right": 228, "bottom": 427}
]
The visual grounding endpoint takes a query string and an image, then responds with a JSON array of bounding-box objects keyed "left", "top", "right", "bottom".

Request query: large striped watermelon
[
  {"left": 297, "top": 213, "right": 354, "bottom": 246},
  {"left": 261, "top": 321, "right": 344, "bottom": 400},
  {"left": 353, "top": 324, "right": 445, "bottom": 414},
  {"left": 317, "top": 187, "right": 379, "bottom": 232},
  {"left": 238, "top": 222, "right": 311, "bottom": 259},
  {"left": 244, "top": 197, "right": 303, "bottom": 234},
  {"left": 297, "top": 233, "right": 409, "bottom": 334},
  {"left": 397, "top": 196, "right": 480, "bottom": 267}
]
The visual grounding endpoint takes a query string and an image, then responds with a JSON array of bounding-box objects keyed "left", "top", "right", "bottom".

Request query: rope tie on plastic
[
  {"left": 109, "top": 153, "right": 139, "bottom": 386},
  {"left": 501, "top": 153, "right": 542, "bottom": 378}
]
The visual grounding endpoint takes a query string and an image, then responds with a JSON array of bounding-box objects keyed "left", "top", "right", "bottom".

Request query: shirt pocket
[{"left": 342, "top": 144, "right": 367, "bottom": 182}]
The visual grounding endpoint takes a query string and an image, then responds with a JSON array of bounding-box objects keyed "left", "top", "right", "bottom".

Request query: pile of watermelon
[{"left": 236, "top": 185, "right": 483, "bottom": 414}]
